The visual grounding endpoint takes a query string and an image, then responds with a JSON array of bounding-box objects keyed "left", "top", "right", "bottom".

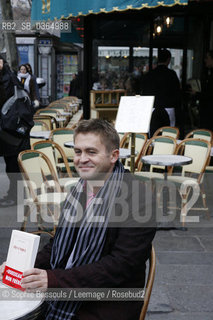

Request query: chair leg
[
  {"left": 34, "top": 204, "right": 55, "bottom": 236},
  {"left": 180, "top": 193, "right": 188, "bottom": 228},
  {"left": 20, "top": 205, "right": 30, "bottom": 231},
  {"left": 200, "top": 186, "right": 210, "bottom": 219},
  {"left": 35, "top": 203, "right": 45, "bottom": 231}
]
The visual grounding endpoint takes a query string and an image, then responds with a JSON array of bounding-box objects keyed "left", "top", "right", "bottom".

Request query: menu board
[{"left": 115, "top": 96, "right": 154, "bottom": 133}]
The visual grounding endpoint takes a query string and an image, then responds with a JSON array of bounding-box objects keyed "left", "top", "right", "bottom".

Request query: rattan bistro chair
[
  {"left": 168, "top": 138, "right": 211, "bottom": 227},
  {"left": 122, "top": 133, "right": 148, "bottom": 171},
  {"left": 32, "top": 140, "right": 79, "bottom": 191},
  {"left": 139, "top": 245, "right": 156, "bottom": 320},
  {"left": 135, "top": 136, "right": 177, "bottom": 180},
  {"left": 36, "top": 108, "right": 60, "bottom": 118},
  {"left": 153, "top": 126, "right": 180, "bottom": 139},
  {"left": 185, "top": 128, "right": 213, "bottom": 144},
  {"left": 33, "top": 115, "right": 57, "bottom": 130},
  {"left": 49, "top": 128, "right": 75, "bottom": 172},
  {"left": 119, "top": 132, "right": 130, "bottom": 148},
  {"left": 31, "top": 120, "right": 49, "bottom": 132},
  {"left": 30, "top": 120, "right": 50, "bottom": 145},
  {"left": 18, "top": 150, "right": 67, "bottom": 235}
]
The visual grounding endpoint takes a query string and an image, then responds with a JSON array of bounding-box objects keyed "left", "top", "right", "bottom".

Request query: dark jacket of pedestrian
[
  {"left": 25, "top": 63, "right": 40, "bottom": 103},
  {"left": 69, "top": 73, "right": 81, "bottom": 98},
  {"left": 0, "top": 56, "right": 31, "bottom": 205},
  {"left": 0, "top": 59, "right": 30, "bottom": 156}
]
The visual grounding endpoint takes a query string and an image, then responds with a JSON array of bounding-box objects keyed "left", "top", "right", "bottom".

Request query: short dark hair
[
  {"left": 158, "top": 49, "right": 171, "bottom": 63},
  {"left": 74, "top": 119, "right": 120, "bottom": 152}
]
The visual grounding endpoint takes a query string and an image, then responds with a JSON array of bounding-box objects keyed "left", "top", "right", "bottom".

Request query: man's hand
[
  {"left": 0, "top": 59, "right": 4, "bottom": 71},
  {"left": 0, "top": 262, "right": 6, "bottom": 280},
  {"left": 21, "top": 268, "right": 48, "bottom": 291}
]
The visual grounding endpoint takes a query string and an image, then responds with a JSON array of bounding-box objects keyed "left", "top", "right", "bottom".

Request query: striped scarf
[{"left": 46, "top": 161, "right": 125, "bottom": 320}]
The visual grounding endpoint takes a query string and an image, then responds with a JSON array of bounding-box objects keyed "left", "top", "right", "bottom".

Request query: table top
[
  {"left": 61, "top": 112, "right": 72, "bottom": 116},
  {"left": 55, "top": 117, "right": 66, "bottom": 122},
  {"left": 30, "top": 130, "right": 51, "bottom": 140},
  {"left": 141, "top": 154, "right": 192, "bottom": 166},
  {"left": 64, "top": 141, "right": 74, "bottom": 148},
  {"left": 64, "top": 142, "right": 135, "bottom": 159},
  {"left": 119, "top": 148, "right": 133, "bottom": 159},
  {"left": 0, "top": 282, "right": 43, "bottom": 320}
]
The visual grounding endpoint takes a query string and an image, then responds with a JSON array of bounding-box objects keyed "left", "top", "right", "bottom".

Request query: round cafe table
[
  {"left": 30, "top": 130, "right": 51, "bottom": 140},
  {"left": 60, "top": 112, "right": 72, "bottom": 116},
  {"left": 141, "top": 154, "right": 192, "bottom": 169},
  {"left": 0, "top": 282, "right": 43, "bottom": 320},
  {"left": 141, "top": 154, "right": 192, "bottom": 230}
]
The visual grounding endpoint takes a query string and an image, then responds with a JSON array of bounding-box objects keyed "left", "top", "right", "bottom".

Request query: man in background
[{"left": 142, "top": 49, "right": 181, "bottom": 136}]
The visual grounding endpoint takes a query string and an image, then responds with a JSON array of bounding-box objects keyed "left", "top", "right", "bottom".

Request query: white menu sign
[{"left": 115, "top": 96, "right": 154, "bottom": 133}]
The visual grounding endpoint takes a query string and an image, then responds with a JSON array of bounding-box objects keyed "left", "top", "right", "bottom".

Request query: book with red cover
[{"left": 2, "top": 230, "right": 40, "bottom": 291}]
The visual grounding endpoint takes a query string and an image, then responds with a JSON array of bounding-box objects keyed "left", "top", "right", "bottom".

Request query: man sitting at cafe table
[{"left": 0, "top": 119, "right": 156, "bottom": 320}]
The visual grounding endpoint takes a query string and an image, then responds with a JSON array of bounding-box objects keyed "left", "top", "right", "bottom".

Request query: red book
[{"left": 2, "top": 230, "right": 40, "bottom": 291}]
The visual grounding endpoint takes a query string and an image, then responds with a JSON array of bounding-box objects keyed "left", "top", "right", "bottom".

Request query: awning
[{"left": 31, "top": 0, "right": 188, "bottom": 21}]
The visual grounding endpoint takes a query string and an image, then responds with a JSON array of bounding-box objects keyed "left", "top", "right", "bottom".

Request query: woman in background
[
  {"left": 25, "top": 63, "right": 40, "bottom": 107},
  {"left": 17, "top": 64, "right": 39, "bottom": 108}
]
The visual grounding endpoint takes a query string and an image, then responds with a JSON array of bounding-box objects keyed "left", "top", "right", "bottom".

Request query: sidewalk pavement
[
  {"left": 0, "top": 156, "right": 213, "bottom": 319},
  {"left": 147, "top": 173, "right": 213, "bottom": 320}
]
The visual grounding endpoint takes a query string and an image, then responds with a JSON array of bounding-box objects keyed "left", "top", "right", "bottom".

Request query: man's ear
[{"left": 111, "top": 149, "right": 119, "bottom": 164}]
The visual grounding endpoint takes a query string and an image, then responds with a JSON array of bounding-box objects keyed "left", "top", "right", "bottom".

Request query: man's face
[{"left": 74, "top": 133, "right": 119, "bottom": 181}]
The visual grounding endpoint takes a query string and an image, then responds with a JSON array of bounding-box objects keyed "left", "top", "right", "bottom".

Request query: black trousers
[
  {"left": 149, "top": 108, "right": 170, "bottom": 137},
  {"left": 3, "top": 154, "right": 21, "bottom": 199}
]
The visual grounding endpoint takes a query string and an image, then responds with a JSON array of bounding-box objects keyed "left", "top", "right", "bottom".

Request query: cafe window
[
  {"left": 98, "top": 46, "right": 129, "bottom": 73},
  {"left": 133, "top": 47, "right": 158, "bottom": 73},
  {"left": 94, "top": 46, "right": 130, "bottom": 90}
]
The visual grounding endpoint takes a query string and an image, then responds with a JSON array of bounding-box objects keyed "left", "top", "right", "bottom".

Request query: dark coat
[
  {"left": 199, "top": 69, "right": 213, "bottom": 130},
  {"left": 142, "top": 65, "right": 181, "bottom": 135},
  {"left": 69, "top": 73, "right": 83, "bottom": 99},
  {"left": 35, "top": 173, "right": 156, "bottom": 320},
  {"left": 142, "top": 65, "right": 181, "bottom": 110},
  {"left": 0, "top": 63, "right": 30, "bottom": 156}
]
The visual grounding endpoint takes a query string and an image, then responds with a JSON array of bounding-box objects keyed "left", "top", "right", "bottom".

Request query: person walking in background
[
  {"left": 0, "top": 56, "right": 31, "bottom": 207},
  {"left": 25, "top": 63, "right": 40, "bottom": 107},
  {"left": 142, "top": 49, "right": 181, "bottom": 136},
  {"left": 69, "top": 73, "right": 81, "bottom": 98},
  {"left": 17, "top": 64, "right": 39, "bottom": 108}
]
